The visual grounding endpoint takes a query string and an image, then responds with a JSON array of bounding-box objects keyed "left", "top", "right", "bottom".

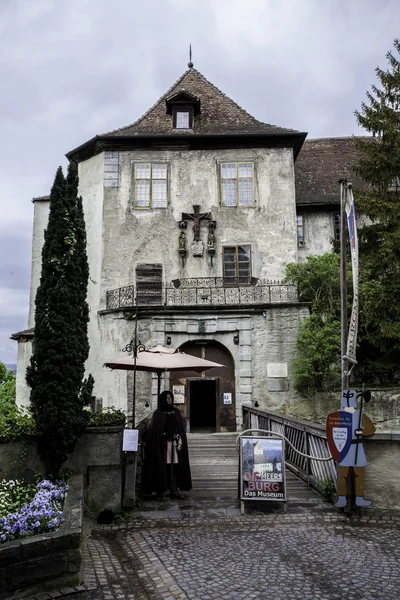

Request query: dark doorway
[{"left": 189, "top": 379, "right": 216, "bottom": 433}]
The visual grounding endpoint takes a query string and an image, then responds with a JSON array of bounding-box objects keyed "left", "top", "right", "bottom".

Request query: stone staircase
[
  {"left": 186, "top": 432, "right": 322, "bottom": 503},
  {"left": 187, "top": 433, "right": 238, "bottom": 498}
]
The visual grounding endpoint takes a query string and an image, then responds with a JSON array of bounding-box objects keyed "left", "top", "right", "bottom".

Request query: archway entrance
[{"left": 170, "top": 340, "right": 236, "bottom": 433}]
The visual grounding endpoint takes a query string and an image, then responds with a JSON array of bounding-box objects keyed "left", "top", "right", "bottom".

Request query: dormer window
[
  {"left": 166, "top": 90, "right": 200, "bottom": 131},
  {"left": 175, "top": 110, "right": 192, "bottom": 129}
]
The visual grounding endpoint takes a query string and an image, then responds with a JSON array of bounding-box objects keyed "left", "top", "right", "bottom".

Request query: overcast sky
[{"left": 1, "top": 0, "right": 399, "bottom": 365}]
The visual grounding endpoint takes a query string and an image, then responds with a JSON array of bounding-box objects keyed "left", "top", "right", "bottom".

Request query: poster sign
[
  {"left": 240, "top": 436, "right": 286, "bottom": 502},
  {"left": 223, "top": 393, "right": 232, "bottom": 404},
  {"left": 123, "top": 429, "right": 139, "bottom": 452},
  {"left": 173, "top": 385, "right": 185, "bottom": 404}
]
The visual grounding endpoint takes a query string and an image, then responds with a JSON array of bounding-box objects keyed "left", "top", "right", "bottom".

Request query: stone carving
[
  {"left": 207, "top": 228, "right": 216, "bottom": 253},
  {"left": 179, "top": 230, "right": 186, "bottom": 251},
  {"left": 191, "top": 240, "right": 204, "bottom": 257}
]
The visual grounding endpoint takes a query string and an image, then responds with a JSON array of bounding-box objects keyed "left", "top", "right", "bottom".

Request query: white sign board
[
  {"left": 123, "top": 429, "right": 139, "bottom": 452},
  {"left": 223, "top": 393, "right": 232, "bottom": 404},
  {"left": 173, "top": 385, "right": 185, "bottom": 404}
]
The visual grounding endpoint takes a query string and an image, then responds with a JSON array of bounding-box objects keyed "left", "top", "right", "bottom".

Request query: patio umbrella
[{"left": 105, "top": 343, "right": 225, "bottom": 409}]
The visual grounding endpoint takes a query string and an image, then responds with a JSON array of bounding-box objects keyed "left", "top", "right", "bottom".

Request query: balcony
[{"left": 105, "top": 278, "right": 298, "bottom": 310}]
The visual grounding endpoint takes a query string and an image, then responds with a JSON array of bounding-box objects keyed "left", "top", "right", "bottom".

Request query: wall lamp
[
  {"left": 233, "top": 330, "right": 240, "bottom": 345},
  {"left": 166, "top": 336, "right": 172, "bottom": 346}
]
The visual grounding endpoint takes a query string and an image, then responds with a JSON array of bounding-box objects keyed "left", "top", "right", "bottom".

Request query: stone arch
[{"left": 170, "top": 339, "right": 236, "bottom": 432}]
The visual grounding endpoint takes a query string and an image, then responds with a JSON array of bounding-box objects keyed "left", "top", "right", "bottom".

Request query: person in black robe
[{"left": 142, "top": 390, "right": 192, "bottom": 499}]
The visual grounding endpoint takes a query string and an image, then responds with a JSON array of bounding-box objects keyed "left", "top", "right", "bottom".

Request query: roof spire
[{"left": 188, "top": 44, "right": 193, "bottom": 68}]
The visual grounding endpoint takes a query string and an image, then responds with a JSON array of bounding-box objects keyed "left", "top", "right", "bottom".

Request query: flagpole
[{"left": 340, "top": 180, "right": 349, "bottom": 391}]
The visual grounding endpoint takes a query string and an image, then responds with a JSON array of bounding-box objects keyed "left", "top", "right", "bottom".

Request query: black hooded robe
[{"left": 142, "top": 405, "right": 192, "bottom": 495}]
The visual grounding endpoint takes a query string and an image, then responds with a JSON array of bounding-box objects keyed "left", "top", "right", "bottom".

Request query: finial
[{"left": 188, "top": 44, "right": 193, "bottom": 68}]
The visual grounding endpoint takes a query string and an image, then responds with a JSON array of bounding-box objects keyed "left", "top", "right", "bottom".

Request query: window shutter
[{"left": 136, "top": 264, "right": 163, "bottom": 305}]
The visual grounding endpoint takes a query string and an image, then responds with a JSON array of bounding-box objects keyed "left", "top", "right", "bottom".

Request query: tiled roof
[
  {"left": 10, "top": 327, "right": 34, "bottom": 341},
  {"left": 32, "top": 195, "right": 50, "bottom": 203},
  {"left": 102, "top": 68, "right": 299, "bottom": 137},
  {"left": 295, "top": 137, "right": 369, "bottom": 206}
]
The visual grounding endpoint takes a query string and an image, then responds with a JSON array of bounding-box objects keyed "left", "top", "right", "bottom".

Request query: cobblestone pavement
[{"left": 57, "top": 504, "right": 400, "bottom": 600}]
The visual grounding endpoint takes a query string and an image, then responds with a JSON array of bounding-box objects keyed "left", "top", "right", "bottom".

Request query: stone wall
[
  {"left": 0, "top": 474, "right": 83, "bottom": 599},
  {"left": 0, "top": 427, "right": 123, "bottom": 515},
  {"left": 364, "top": 434, "right": 400, "bottom": 509},
  {"left": 285, "top": 388, "right": 400, "bottom": 432}
]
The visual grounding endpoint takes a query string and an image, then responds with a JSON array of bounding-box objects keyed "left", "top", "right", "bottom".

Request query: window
[
  {"left": 133, "top": 163, "right": 167, "bottom": 208},
  {"left": 223, "top": 245, "right": 251, "bottom": 285},
  {"left": 136, "top": 264, "right": 163, "bottom": 305},
  {"left": 175, "top": 111, "right": 191, "bottom": 129},
  {"left": 296, "top": 215, "right": 305, "bottom": 248},
  {"left": 334, "top": 214, "right": 341, "bottom": 242},
  {"left": 221, "top": 163, "right": 254, "bottom": 207}
]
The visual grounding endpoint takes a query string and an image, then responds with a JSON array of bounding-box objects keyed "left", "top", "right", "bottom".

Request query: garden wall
[
  {"left": 0, "top": 474, "right": 83, "bottom": 599},
  {"left": 0, "top": 426, "right": 123, "bottom": 514},
  {"left": 286, "top": 387, "right": 400, "bottom": 432},
  {"left": 364, "top": 433, "right": 400, "bottom": 509}
]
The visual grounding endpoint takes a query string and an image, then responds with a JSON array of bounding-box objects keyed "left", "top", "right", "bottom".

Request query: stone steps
[{"left": 186, "top": 432, "right": 321, "bottom": 502}]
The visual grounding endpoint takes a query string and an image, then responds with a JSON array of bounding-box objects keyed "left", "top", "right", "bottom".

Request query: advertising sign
[{"left": 240, "top": 436, "right": 286, "bottom": 502}]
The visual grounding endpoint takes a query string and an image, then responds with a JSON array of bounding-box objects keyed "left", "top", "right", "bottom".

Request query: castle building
[{"left": 12, "top": 65, "right": 363, "bottom": 431}]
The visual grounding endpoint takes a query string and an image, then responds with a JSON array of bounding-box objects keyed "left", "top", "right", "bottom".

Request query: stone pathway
[{"left": 55, "top": 501, "right": 400, "bottom": 600}]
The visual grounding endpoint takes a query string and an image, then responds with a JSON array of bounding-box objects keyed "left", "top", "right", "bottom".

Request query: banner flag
[{"left": 344, "top": 187, "right": 359, "bottom": 364}]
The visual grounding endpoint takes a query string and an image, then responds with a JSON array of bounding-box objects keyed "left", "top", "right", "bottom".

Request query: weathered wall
[
  {"left": 16, "top": 145, "right": 304, "bottom": 420},
  {"left": 364, "top": 435, "right": 400, "bottom": 509},
  {"left": 297, "top": 210, "right": 336, "bottom": 260},
  {"left": 28, "top": 199, "right": 50, "bottom": 327},
  {"left": 94, "top": 305, "right": 309, "bottom": 428},
  {"left": 78, "top": 153, "right": 106, "bottom": 406},
  {"left": 15, "top": 339, "right": 32, "bottom": 408},
  {"left": 252, "top": 307, "right": 310, "bottom": 410},
  {"left": 284, "top": 388, "right": 400, "bottom": 432},
  {"left": 101, "top": 147, "right": 298, "bottom": 300}
]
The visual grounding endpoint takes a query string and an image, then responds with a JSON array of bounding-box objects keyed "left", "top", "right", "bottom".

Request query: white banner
[{"left": 344, "top": 187, "right": 359, "bottom": 364}]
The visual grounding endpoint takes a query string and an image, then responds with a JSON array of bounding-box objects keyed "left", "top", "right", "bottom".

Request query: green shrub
[
  {"left": 0, "top": 406, "right": 36, "bottom": 443},
  {"left": 317, "top": 476, "right": 336, "bottom": 501},
  {"left": 87, "top": 406, "right": 126, "bottom": 427}
]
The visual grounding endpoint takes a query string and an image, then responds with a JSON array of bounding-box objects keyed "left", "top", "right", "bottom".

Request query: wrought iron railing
[
  {"left": 242, "top": 406, "right": 337, "bottom": 491},
  {"left": 106, "top": 278, "right": 298, "bottom": 310}
]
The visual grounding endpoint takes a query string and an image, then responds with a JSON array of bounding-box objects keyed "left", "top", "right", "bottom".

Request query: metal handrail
[
  {"left": 242, "top": 406, "right": 337, "bottom": 490},
  {"left": 106, "top": 281, "right": 299, "bottom": 310}
]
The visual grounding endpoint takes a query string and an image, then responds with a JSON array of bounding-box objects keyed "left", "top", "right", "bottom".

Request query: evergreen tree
[
  {"left": 26, "top": 163, "right": 93, "bottom": 476},
  {"left": 354, "top": 39, "right": 400, "bottom": 381}
]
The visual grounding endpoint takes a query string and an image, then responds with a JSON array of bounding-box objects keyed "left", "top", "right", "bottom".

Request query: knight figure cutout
[{"left": 326, "top": 389, "right": 375, "bottom": 508}]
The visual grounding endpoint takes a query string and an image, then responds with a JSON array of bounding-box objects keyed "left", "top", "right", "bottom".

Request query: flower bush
[{"left": 0, "top": 479, "right": 68, "bottom": 543}]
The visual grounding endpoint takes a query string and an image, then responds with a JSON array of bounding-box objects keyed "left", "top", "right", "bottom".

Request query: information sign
[
  {"left": 172, "top": 385, "right": 185, "bottom": 404},
  {"left": 240, "top": 436, "right": 286, "bottom": 502},
  {"left": 223, "top": 393, "right": 232, "bottom": 404},
  {"left": 123, "top": 429, "right": 139, "bottom": 452}
]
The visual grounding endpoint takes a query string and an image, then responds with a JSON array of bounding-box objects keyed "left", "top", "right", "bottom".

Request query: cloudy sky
[{"left": 1, "top": 0, "right": 399, "bottom": 365}]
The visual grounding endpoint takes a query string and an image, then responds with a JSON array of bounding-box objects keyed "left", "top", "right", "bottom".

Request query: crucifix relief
[
  {"left": 181, "top": 205, "right": 211, "bottom": 242},
  {"left": 179, "top": 205, "right": 215, "bottom": 259}
]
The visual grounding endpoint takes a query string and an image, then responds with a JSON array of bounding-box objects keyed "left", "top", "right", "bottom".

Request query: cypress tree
[
  {"left": 26, "top": 163, "right": 93, "bottom": 476},
  {"left": 354, "top": 39, "right": 400, "bottom": 382}
]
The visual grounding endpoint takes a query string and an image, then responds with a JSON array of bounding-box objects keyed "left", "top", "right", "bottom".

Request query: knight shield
[{"left": 326, "top": 411, "right": 353, "bottom": 463}]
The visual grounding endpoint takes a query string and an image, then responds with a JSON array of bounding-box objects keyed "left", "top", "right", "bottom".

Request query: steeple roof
[{"left": 102, "top": 68, "right": 299, "bottom": 137}]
